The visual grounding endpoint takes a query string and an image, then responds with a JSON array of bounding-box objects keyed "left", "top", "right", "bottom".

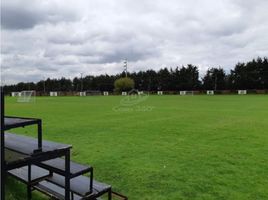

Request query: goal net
[
  {"left": 17, "top": 90, "right": 36, "bottom": 103},
  {"left": 157, "top": 91, "right": 163, "bottom": 95},
  {"left": 11, "top": 92, "right": 21, "bottom": 97},
  {"left": 238, "top": 90, "right": 247, "bottom": 95},
  {"left": 50, "top": 91, "right": 58, "bottom": 96},
  {"left": 207, "top": 90, "right": 214, "bottom": 95},
  {"left": 180, "top": 91, "right": 194, "bottom": 95},
  {"left": 79, "top": 92, "right": 86, "bottom": 96}
]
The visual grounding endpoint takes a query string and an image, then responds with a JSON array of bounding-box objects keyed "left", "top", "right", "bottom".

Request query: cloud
[
  {"left": 1, "top": 0, "right": 268, "bottom": 84},
  {"left": 1, "top": 0, "right": 78, "bottom": 30}
]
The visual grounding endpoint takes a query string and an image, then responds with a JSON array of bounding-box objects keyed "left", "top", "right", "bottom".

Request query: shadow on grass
[{"left": 6, "top": 177, "right": 47, "bottom": 200}]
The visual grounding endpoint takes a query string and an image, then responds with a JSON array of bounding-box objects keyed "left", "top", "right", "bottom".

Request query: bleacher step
[
  {"left": 5, "top": 132, "right": 71, "bottom": 155},
  {"left": 8, "top": 165, "right": 50, "bottom": 184},
  {"left": 34, "top": 180, "right": 82, "bottom": 200},
  {"left": 46, "top": 173, "right": 111, "bottom": 198},
  {"left": 38, "top": 158, "right": 92, "bottom": 178}
]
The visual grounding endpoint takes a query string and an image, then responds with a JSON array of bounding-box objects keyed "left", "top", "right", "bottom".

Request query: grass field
[{"left": 5, "top": 95, "right": 268, "bottom": 200}]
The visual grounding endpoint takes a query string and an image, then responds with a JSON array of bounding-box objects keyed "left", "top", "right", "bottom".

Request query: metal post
[
  {"left": 65, "top": 150, "right": 70, "bottom": 200},
  {"left": 108, "top": 188, "right": 112, "bottom": 200},
  {"left": 37, "top": 120, "right": 42, "bottom": 151},
  {"left": 124, "top": 59, "right": 128, "bottom": 77},
  {"left": 1, "top": 87, "right": 5, "bottom": 200},
  {"left": 89, "top": 169, "right": 93, "bottom": 193},
  {"left": 27, "top": 164, "right": 32, "bottom": 200}
]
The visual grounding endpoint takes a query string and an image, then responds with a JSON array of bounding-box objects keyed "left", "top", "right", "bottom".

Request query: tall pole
[
  {"left": 124, "top": 59, "right": 128, "bottom": 77},
  {"left": 80, "top": 73, "right": 83, "bottom": 92}
]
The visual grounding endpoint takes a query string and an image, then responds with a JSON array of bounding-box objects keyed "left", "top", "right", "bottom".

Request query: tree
[
  {"left": 3, "top": 57, "right": 268, "bottom": 93},
  {"left": 157, "top": 68, "right": 171, "bottom": 90},
  {"left": 178, "top": 64, "right": 200, "bottom": 90},
  {"left": 114, "top": 77, "right": 135, "bottom": 92},
  {"left": 203, "top": 68, "right": 226, "bottom": 90}
]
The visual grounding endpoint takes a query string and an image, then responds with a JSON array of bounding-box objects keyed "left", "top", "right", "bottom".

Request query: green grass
[{"left": 5, "top": 95, "right": 268, "bottom": 200}]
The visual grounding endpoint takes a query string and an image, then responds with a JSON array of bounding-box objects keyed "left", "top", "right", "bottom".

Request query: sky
[{"left": 1, "top": 0, "right": 268, "bottom": 84}]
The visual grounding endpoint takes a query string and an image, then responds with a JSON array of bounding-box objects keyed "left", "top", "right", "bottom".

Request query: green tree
[
  {"left": 203, "top": 68, "right": 226, "bottom": 90},
  {"left": 114, "top": 77, "right": 135, "bottom": 92},
  {"left": 178, "top": 64, "right": 200, "bottom": 90}
]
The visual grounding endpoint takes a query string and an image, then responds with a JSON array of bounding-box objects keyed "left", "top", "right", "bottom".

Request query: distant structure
[
  {"left": 50, "top": 91, "right": 58, "bottom": 96},
  {"left": 17, "top": 90, "right": 36, "bottom": 103},
  {"left": 238, "top": 90, "right": 247, "bottom": 95},
  {"left": 79, "top": 91, "right": 86, "bottom": 96},
  {"left": 207, "top": 90, "right": 214, "bottom": 95},
  {"left": 123, "top": 59, "right": 128, "bottom": 77}
]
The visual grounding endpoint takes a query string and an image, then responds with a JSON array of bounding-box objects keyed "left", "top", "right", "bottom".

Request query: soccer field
[{"left": 5, "top": 95, "right": 268, "bottom": 200}]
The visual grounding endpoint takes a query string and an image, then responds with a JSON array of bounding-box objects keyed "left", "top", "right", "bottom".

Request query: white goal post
[
  {"left": 11, "top": 92, "right": 21, "bottom": 97},
  {"left": 157, "top": 91, "right": 163, "bottom": 95},
  {"left": 103, "top": 91, "right": 109, "bottom": 96},
  {"left": 79, "top": 92, "right": 86, "bottom": 96},
  {"left": 180, "top": 91, "right": 193, "bottom": 95},
  {"left": 17, "top": 90, "right": 36, "bottom": 103},
  {"left": 50, "top": 91, "right": 58, "bottom": 96},
  {"left": 207, "top": 90, "right": 214, "bottom": 95},
  {"left": 238, "top": 90, "right": 247, "bottom": 95}
]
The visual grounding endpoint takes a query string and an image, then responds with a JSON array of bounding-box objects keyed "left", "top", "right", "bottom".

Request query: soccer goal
[
  {"left": 11, "top": 92, "right": 21, "bottom": 97},
  {"left": 238, "top": 90, "right": 247, "bottom": 95},
  {"left": 17, "top": 90, "right": 36, "bottom": 103},
  {"left": 103, "top": 91, "right": 109, "bottom": 96},
  {"left": 180, "top": 91, "right": 193, "bottom": 95},
  {"left": 157, "top": 91, "right": 163, "bottom": 95},
  {"left": 122, "top": 92, "right": 127, "bottom": 96},
  {"left": 79, "top": 92, "right": 86, "bottom": 96},
  {"left": 50, "top": 91, "right": 58, "bottom": 96},
  {"left": 207, "top": 90, "right": 214, "bottom": 95}
]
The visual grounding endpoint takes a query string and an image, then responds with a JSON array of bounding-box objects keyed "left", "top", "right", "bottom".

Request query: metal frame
[
  {"left": 27, "top": 164, "right": 32, "bottom": 200},
  {"left": 65, "top": 150, "right": 71, "bottom": 199},
  {"left": 85, "top": 187, "right": 112, "bottom": 200},
  {"left": 1, "top": 87, "right": 5, "bottom": 200},
  {"left": 1, "top": 88, "right": 71, "bottom": 200},
  {"left": 4, "top": 116, "right": 43, "bottom": 152},
  {"left": 1, "top": 88, "right": 127, "bottom": 200},
  {"left": 4, "top": 116, "right": 42, "bottom": 130},
  {"left": 5, "top": 144, "right": 71, "bottom": 200},
  {"left": 112, "top": 191, "right": 128, "bottom": 200},
  {"left": 37, "top": 160, "right": 93, "bottom": 193}
]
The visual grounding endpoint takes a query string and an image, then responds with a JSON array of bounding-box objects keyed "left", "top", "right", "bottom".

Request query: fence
[{"left": 7, "top": 89, "right": 268, "bottom": 96}]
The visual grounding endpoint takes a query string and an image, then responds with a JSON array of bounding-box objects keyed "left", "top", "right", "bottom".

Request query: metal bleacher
[{"left": 0, "top": 88, "right": 127, "bottom": 200}]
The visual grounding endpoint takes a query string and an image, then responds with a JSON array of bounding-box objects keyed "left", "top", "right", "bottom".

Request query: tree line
[{"left": 3, "top": 57, "right": 268, "bottom": 93}]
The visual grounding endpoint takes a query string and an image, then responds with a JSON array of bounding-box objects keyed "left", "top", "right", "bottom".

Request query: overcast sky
[{"left": 1, "top": 0, "right": 268, "bottom": 84}]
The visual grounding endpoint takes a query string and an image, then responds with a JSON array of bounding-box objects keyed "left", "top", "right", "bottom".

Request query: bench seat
[
  {"left": 46, "top": 173, "right": 111, "bottom": 198},
  {"left": 5, "top": 133, "right": 71, "bottom": 155},
  {"left": 8, "top": 165, "right": 50, "bottom": 184},
  {"left": 38, "top": 158, "right": 92, "bottom": 178}
]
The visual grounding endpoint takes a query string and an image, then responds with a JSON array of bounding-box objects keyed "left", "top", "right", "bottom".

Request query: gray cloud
[
  {"left": 1, "top": 6, "right": 42, "bottom": 29},
  {"left": 1, "top": 0, "right": 268, "bottom": 84},
  {"left": 1, "top": 0, "right": 78, "bottom": 30}
]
